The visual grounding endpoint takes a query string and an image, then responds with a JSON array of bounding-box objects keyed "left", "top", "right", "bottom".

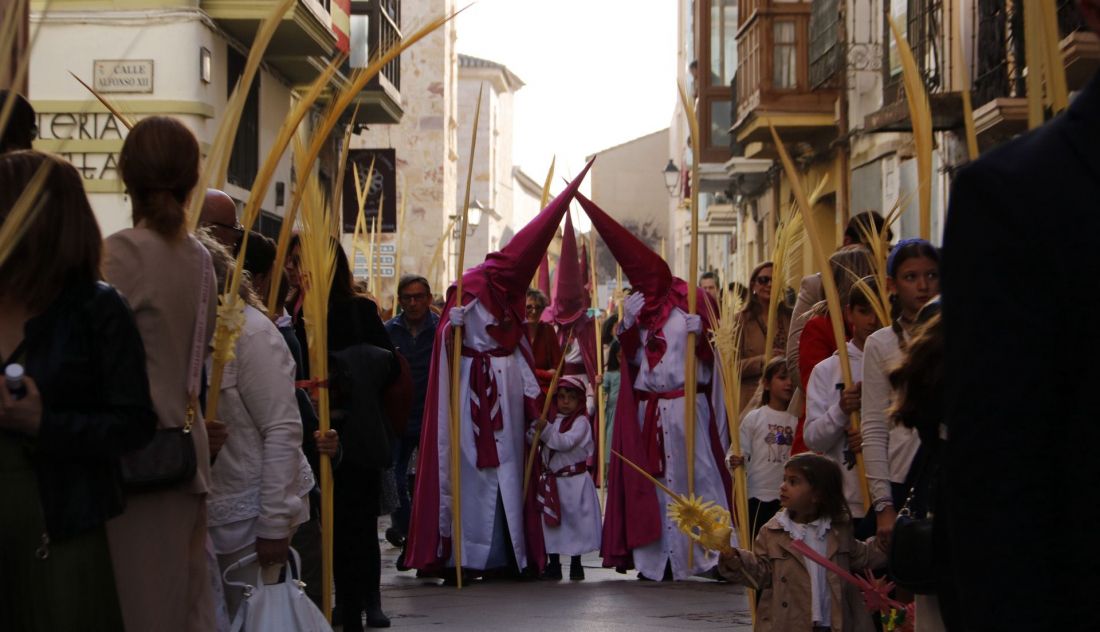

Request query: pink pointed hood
[
  {"left": 551, "top": 211, "right": 589, "bottom": 325},
  {"left": 575, "top": 191, "right": 687, "bottom": 331},
  {"left": 453, "top": 158, "right": 595, "bottom": 336}
]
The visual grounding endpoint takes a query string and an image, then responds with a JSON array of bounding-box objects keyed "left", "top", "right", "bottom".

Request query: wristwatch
[{"left": 873, "top": 498, "right": 893, "bottom": 513}]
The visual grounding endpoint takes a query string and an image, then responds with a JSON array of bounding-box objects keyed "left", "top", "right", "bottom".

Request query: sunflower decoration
[{"left": 667, "top": 494, "right": 734, "bottom": 555}]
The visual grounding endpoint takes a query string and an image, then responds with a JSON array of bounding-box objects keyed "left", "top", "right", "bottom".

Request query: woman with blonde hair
[{"left": 104, "top": 116, "right": 218, "bottom": 631}]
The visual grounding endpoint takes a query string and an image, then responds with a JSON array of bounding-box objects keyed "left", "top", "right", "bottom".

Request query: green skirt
[{"left": 0, "top": 432, "right": 125, "bottom": 631}]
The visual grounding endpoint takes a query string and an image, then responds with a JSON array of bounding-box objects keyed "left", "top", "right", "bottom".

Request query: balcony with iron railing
[
  {"left": 971, "top": 0, "right": 1098, "bottom": 147},
  {"left": 731, "top": 1, "right": 838, "bottom": 152},
  {"left": 340, "top": 0, "right": 403, "bottom": 124},
  {"left": 863, "top": 0, "right": 969, "bottom": 134}
]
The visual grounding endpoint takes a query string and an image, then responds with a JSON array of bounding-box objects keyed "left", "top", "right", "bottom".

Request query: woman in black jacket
[
  {"left": 0, "top": 151, "right": 156, "bottom": 630},
  {"left": 287, "top": 240, "right": 399, "bottom": 630}
]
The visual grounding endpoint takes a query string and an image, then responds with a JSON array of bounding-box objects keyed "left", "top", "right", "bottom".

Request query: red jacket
[{"left": 794, "top": 314, "right": 845, "bottom": 454}]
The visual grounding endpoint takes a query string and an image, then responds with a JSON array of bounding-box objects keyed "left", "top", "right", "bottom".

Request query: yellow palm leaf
[{"left": 888, "top": 17, "right": 933, "bottom": 241}]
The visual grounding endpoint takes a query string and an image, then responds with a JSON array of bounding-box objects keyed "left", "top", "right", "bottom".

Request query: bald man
[{"left": 199, "top": 189, "right": 242, "bottom": 251}]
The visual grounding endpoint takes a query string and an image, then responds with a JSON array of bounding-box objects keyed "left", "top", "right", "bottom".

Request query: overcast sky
[{"left": 454, "top": 0, "right": 679, "bottom": 226}]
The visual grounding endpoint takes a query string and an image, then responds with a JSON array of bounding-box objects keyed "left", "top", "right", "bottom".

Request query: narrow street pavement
[{"left": 363, "top": 519, "right": 754, "bottom": 631}]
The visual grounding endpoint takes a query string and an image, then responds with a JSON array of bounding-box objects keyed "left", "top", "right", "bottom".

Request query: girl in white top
[
  {"left": 529, "top": 375, "right": 602, "bottom": 581},
  {"left": 729, "top": 356, "right": 797, "bottom": 535},
  {"left": 804, "top": 277, "right": 881, "bottom": 523},
  {"left": 861, "top": 239, "right": 940, "bottom": 543}
]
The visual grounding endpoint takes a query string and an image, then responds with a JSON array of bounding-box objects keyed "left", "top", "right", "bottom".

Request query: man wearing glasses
[
  {"left": 198, "top": 189, "right": 244, "bottom": 252},
  {"left": 384, "top": 275, "right": 437, "bottom": 564}
]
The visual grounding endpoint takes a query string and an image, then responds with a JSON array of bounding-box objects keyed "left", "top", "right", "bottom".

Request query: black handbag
[
  {"left": 119, "top": 418, "right": 197, "bottom": 491},
  {"left": 888, "top": 449, "right": 937, "bottom": 594},
  {"left": 120, "top": 245, "right": 211, "bottom": 492}
]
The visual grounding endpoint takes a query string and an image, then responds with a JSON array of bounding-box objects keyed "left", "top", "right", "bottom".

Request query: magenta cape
[
  {"left": 575, "top": 194, "right": 730, "bottom": 570},
  {"left": 404, "top": 161, "right": 593, "bottom": 574}
]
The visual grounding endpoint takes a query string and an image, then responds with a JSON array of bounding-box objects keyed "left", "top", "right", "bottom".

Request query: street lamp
[
  {"left": 450, "top": 199, "right": 485, "bottom": 240},
  {"left": 662, "top": 159, "right": 680, "bottom": 197},
  {"left": 468, "top": 199, "right": 484, "bottom": 230}
]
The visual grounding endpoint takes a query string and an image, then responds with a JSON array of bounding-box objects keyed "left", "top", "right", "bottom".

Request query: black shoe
[
  {"left": 542, "top": 561, "right": 562, "bottom": 581},
  {"left": 339, "top": 608, "right": 363, "bottom": 632},
  {"left": 569, "top": 557, "right": 585, "bottom": 581},
  {"left": 395, "top": 549, "right": 409, "bottom": 572},
  {"left": 385, "top": 527, "right": 406, "bottom": 548},
  {"left": 366, "top": 605, "right": 390, "bottom": 628}
]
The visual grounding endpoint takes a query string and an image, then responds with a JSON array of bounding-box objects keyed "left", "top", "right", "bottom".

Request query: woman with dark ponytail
[{"left": 103, "top": 116, "right": 219, "bottom": 632}]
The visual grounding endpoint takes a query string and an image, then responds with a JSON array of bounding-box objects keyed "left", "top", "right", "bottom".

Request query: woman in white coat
[{"left": 201, "top": 238, "right": 314, "bottom": 619}]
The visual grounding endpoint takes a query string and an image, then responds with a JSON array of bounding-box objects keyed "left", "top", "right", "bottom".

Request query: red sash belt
[
  {"left": 563, "top": 362, "right": 587, "bottom": 376},
  {"left": 537, "top": 461, "right": 588, "bottom": 527},
  {"left": 461, "top": 346, "right": 513, "bottom": 468},
  {"left": 635, "top": 384, "right": 710, "bottom": 477}
]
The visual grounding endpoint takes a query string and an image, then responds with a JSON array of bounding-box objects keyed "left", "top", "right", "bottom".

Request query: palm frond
[
  {"left": 770, "top": 123, "right": 870, "bottom": 512},
  {"left": 391, "top": 176, "right": 408, "bottom": 313},
  {"left": 213, "top": 0, "right": 297, "bottom": 189},
  {"left": 950, "top": 9, "right": 979, "bottom": 160},
  {"left": 296, "top": 153, "right": 338, "bottom": 620},
  {"left": 448, "top": 77, "right": 484, "bottom": 590},
  {"left": 69, "top": 72, "right": 134, "bottom": 129},
  {"left": 185, "top": 0, "right": 297, "bottom": 231},
  {"left": 0, "top": 0, "right": 47, "bottom": 139},
  {"left": 677, "top": 81, "right": 702, "bottom": 562},
  {"left": 888, "top": 17, "right": 933, "bottom": 241},
  {"left": 266, "top": 10, "right": 458, "bottom": 310}
]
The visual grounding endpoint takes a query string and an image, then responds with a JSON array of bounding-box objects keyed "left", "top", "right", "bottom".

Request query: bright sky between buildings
[{"left": 455, "top": 0, "right": 678, "bottom": 228}]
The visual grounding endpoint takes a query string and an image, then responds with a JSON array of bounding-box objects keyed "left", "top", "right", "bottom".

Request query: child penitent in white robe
[{"left": 530, "top": 379, "right": 602, "bottom": 580}]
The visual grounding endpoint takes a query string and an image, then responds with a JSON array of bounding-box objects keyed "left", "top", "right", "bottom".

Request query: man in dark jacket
[
  {"left": 941, "top": 3, "right": 1100, "bottom": 628},
  {"left": 384, "top": 275, "right": 438, "bottom": 554}
]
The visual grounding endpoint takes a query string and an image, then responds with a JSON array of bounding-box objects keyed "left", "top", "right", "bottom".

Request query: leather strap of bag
[
  {"left": 185, "top": 243, "right": 214, "bottom": 433},
  {"left": 898, "top": 443, "right": 932, "bottom": 518}
]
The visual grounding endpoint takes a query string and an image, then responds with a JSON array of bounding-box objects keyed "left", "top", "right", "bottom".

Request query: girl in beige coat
[{"left": 719, "top": 453, "right": 886, "bottom": 632}]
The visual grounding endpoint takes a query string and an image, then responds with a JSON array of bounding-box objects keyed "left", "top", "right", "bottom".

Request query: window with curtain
[{"left": 773, "top": 20, "right": 797, "bottom": 89}]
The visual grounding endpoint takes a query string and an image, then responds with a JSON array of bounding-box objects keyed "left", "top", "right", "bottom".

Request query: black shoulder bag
[
  {"left": 888, "top": 446, "right": 937, "bottom": 594},
  {"left": 119, "top": 245, "right": 212, "bottom": 491}
]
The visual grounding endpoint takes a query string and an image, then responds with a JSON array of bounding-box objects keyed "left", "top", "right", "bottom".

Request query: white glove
[
  {"left": 684, "top": 314, "right": 703, "bottom": 335},
  {"left": 449, "top": 305, "right": 466, "bottom": 327},
  {"left": 621, "top": 292, "right": 645, "bottom": 330}
]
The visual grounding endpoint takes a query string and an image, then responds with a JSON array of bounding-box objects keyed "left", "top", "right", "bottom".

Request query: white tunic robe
[
  {"left": 530, "top": 412, "right": 602, "bottom": 556},
  {"left": 630, "top": 307, "right": 731, "bottom": 580},
  {"left": 435, "top": 299, "right": 541, "bottom": 571}
]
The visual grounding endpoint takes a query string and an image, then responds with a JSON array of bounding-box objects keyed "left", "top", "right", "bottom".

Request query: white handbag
[{"left": 222, "top": 547, "right": 332, "bottom": 632}]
